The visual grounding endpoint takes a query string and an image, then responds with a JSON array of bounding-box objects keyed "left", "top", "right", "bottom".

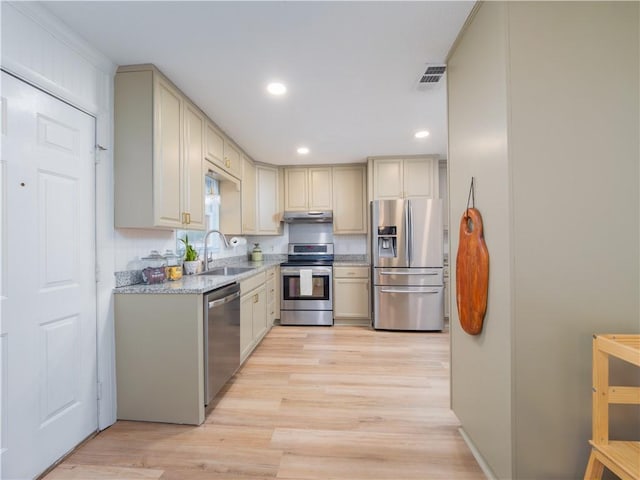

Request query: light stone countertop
[{"left": 114, "top": 260, "right": 282, "bottom": 295}]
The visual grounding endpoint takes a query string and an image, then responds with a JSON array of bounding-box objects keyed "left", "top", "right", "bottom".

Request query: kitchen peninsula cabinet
[
  {"left": 115, "top": 293, "right": 205, "bottom": 425},
  {"left": 114, "top": 64, "right": 204, "bottom": 230},
  {"left": 284, "top": 167, "right": 332, "bottom": 211},
  {"left": 369, "top": 157, "right": 439, "bottom": 200},
  {"left": 332, "top": 165, "right": 367, "bottom": 234}
]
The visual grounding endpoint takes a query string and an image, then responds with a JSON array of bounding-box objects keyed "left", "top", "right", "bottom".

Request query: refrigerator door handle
[
  {"left": 405, "top": 200, "right": 410, "bottom": 265},
  {"left": 380, "top": 271, "right": 438, "bottom": 275},
  {"left": 380, "top": 288, "right": 440, "bottom": 294},
  {"left": 408, "top": 200, "right": 413, "bottom": 265}
]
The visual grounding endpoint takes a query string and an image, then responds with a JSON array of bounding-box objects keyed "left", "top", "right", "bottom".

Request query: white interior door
[{"left": 1, "top": 72, "right": 98, "bottom": 479}]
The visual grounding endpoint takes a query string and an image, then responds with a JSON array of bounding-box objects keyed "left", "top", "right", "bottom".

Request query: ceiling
[{"left": 42, "top": 1, "right": 475, "bottom": 166}]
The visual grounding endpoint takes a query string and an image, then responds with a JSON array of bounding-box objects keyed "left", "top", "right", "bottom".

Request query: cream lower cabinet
[
  {"left": 332, "top": 165, "right": 367, "bottom": 234},
  {"left": 114, "top": 65, "right": 204, "bottom": 230},
  {"left": 333, "top": 266, "right": 371, "bottom": 321},
  {"left": 114, "top": 294, "right": 205, "bottom": 425},
  {"left": 265, "top": 266, "right": 280, "bottom": 325},
  {"left": 240, "top": 272, "right": 268, "bottom": 363}
]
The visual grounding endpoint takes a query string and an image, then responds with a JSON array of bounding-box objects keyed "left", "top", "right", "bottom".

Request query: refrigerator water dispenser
[{"left": 377, "top": 226, "right": 397, "bottom": 258}]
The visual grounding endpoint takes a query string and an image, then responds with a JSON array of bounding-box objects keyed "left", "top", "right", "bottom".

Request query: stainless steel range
[{"left": 280, "top": 243, "right": 334, "bottom": 326}]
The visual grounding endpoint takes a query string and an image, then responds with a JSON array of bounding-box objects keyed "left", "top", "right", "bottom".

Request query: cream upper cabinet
[
  {"left": 255, "top": 165, "right": 282, "bottom": 235},
  {"left": 223, "top": 140, "right": 243, "bottom": 180},
  {"left": 284, "top": 167, "right": 332, "bottom": 211},
  {"left": 241, "top": 156, "right": 256, "bottom": 234},
  {"left": 284, "top": 168, "right": 308, "bottom": 210},
  {"left": 373, "top": 159, "right": 403, "bottom": 199},
  {"left": 183, "top": 103, "right": 205, "bottom": 230},
  {"left": 370, "top": 157, "right": 438, "bottom": 200},
  {"left": 204, "top": 121, "right": 224, "bottom": 167},
  {"left": 114, "top": 66, "right": 205, "bottom": 230},
  {"left": 403, "top": 158, "right": 436, "bottom": 199},
  {"left": 308, "top": 167, "right": 332, "bottom": 210},
  {"left": 332, "top": 165, "right": 367, "bottom": 234}
]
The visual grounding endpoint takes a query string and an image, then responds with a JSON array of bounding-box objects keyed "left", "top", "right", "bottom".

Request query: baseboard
[{"left": 458, "top": 427, "right": 497, "bottom": 480}]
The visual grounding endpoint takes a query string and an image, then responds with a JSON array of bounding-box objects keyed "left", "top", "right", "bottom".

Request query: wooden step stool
[{"left": 584, "top": 334, "right": 640, "bottom": 480}]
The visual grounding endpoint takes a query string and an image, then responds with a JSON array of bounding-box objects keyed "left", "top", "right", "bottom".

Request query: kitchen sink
[{"left": 199, "top": 266, "right": 255, "bottom": 276}]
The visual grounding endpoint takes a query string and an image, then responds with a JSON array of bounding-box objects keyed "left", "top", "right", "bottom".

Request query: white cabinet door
[
  {"left": 154, "top": 77, "right": 183, "bottom": 227},
  {"left": 334, "top": 278, "right": 370, "bottom": 319},
  {"left": 308, "top": 167, "right": 332, "bottom": 210},
  {"left": 251, "top": 286, "right": 267, "bottom": 343},
  {"left": 184, "top": 103, "right": 205, "bottom": 229},
  {"left": 256, "top": 165, "right": 281, "bottom": 234},
  {"left": 240, "top": 293, "right": 254, "bottom": 362},
  {"left": 284, "top": 168, "right": 308, "bottom": 210},
  {"left": 2, "top": 73, "right": 97, "bottom": 480},
  {"left": 373, "top": 159, "right": 403, "bottom": 199},
  {"left": 242, "top": 156, "right": 256, "bottom": 234},
  {"left": 332, "top": 165, "right": 367, "bottom": 234},
  {"left": 404, "top": 158, "right": 436, "bottom": 199},
  {"left": 223, "top": 140, "right": 242, "bottom": 180},
  {"left": 205, "top": 121, "right": 224, "bottom": 166}
]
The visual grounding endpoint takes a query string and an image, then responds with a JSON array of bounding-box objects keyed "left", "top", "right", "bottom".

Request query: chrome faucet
[{"left": 203, "top": 229, "right": 230, "bottom": 272}]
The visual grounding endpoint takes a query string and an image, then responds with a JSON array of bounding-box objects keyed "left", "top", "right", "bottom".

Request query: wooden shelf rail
[{"left": 584, "top": 334, "right": 640, "bottom": 480}]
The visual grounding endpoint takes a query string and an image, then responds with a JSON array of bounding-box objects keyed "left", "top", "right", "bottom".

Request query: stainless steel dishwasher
[{"left": 204, "top": 282, "right": 241, "bottom": 406}]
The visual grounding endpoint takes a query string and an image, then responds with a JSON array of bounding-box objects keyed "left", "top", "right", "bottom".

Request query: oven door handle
[{"left": 281, "top": 267, "right": 332, "bottom": 276}]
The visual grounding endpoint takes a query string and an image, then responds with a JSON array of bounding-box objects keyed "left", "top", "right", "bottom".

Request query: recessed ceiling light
[
  {"left": 297, "top": 147, "right": 310, "bottom": 155},
  {"left": 414, "top": 130, "right": 430, "bottom": 139},
  {"left": 267, "top": 82, "right": 287, "bottom": 96}
]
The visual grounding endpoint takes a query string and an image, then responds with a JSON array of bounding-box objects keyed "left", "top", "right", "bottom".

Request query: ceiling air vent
[{"left": 417, "top": 64, "right": 446, "bottom": 87}]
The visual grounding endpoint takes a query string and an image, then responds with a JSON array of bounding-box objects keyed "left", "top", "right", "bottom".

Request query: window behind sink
[{"left": 176, "top": 176, "right": 221, "bottom": 259}]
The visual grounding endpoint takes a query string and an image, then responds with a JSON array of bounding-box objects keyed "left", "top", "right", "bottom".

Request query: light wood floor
[{"left": 44, "top": 326, "right": 485, "bottom": 480}]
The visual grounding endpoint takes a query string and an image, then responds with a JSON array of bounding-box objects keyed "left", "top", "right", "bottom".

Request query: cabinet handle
[
  {"left": 254, "top": 294, "right": 258, "bottom": 303},
  {"left": 186, "top": 213, "right": 191, "bottom": 224}
]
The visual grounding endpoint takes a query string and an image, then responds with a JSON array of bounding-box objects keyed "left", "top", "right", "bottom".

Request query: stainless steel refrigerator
[{"left": 372, "top": 198, "right": 444, "bottom": 331}]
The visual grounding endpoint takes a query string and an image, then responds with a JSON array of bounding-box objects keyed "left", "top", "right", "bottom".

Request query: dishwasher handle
[{"left": 208, "top": 291, "right": 240, "bottom": 309}]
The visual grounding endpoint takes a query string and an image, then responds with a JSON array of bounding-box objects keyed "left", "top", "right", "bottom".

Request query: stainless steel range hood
[{"left": 283, "top": 210, "right": 333, "bottom": 223}]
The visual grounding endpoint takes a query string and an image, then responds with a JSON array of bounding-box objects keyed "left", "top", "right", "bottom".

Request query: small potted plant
[{"left": 180, "top": 234, "right": 200, "bottom": 275}]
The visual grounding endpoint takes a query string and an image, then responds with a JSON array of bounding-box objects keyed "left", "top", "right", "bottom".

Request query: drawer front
[
  {"left": 334, "top": 266, "right": 369, "bottom": 279},
  {"left": 241, "top": 271, "right": 266, "bottom": 294}
]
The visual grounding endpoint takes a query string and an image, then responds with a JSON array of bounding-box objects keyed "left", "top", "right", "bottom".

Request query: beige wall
[
  {"left": 447, "top": 3, "right": 513, "bottom": 478},
  {"left": 448, "top": 2, "right": 639, "bottom": 479}
]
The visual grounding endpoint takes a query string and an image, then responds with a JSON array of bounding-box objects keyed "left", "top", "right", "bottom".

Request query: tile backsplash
[{"left": 115, "top": 225, "right": 368, "bottom": 273}]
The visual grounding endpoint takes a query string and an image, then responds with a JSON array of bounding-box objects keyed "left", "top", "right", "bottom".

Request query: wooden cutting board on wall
[{"left": 456, "top": 208, "right": 489, "bottom": 335}]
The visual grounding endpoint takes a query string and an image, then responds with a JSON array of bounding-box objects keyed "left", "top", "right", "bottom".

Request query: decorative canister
[
  {"left": 163, "top": 250, "right": 182, "bottom": 281},
  {"left": 141, "top": 250, "right": 166, "bottom": 284},
  {"left": 251, "top": 243, "right": 263, "bottom": 262}
]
